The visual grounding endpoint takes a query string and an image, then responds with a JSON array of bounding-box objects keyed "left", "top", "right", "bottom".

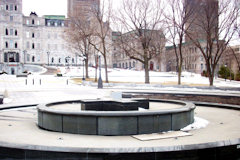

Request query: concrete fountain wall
[{"left": 37, "top": 99, "right": 195, "bottom": 136}]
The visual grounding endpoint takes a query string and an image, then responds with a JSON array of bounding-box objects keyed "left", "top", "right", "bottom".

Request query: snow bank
[{"left": 181, "top": 117, "right": 209, "bottom": 132}]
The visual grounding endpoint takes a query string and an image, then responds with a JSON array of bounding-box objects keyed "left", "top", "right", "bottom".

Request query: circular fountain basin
[{"left": 37, "top": 99, "right": 195, "bottom": 136}]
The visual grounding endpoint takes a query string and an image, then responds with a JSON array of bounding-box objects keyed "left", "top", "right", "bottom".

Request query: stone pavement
[{"left": 0, "top": 106, "right": 239, "bottom": 153}]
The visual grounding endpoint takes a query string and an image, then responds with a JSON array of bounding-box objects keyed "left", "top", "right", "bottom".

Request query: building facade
[
  {"left": 0, "top": 0, "right": 24, "bottom": 74},
  {"left": 112, "top": 30, "right": 166, "bottom": 71},
  {"left": 0, "top": 0, "right": 100, "bottom": 74},
  {"left": 68, "top": 0, "right": 100, "bottom": 18}
]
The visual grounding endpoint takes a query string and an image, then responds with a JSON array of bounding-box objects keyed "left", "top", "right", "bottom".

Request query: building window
[
  {"left": 55, "top": 22, "right": 57, "bottom": 27},
  {"left": 37, "top": 20, "right": 40, "bottom": 25},
  {"left": 52, "top": 57, "right": 54, "bottom": 63},
  {"left": 37, "top": 43, "right": 40, "bottom": 50},
  {"left": 26, "top": 32, "right": 29, "bottom": 38},
  {"left": 6, "top": 5, "right": 8, "bottom": 10},
  {"left": 32, "top": 19, "right": 35, "bottom": 25},
  {"left": 32, "top": 56, "right": 35, "bottom": 62},
  {"left": 47, "top": 22, "right": 50, "bottom": 26},
  {"left": 10, "top": 4, "right": 13, "bottom": 11},
  {"left": 32, "top": 43, "right": 35, "bottom": 49},
  {"left": 10, "top": 16, "right": 13, "bottom": 21},
  {"left": 26, "top": 42, "right": 30, "bottom": 49},
  {"left": 15, "top": 42, "right": 18, "bottom": 48},
  {"left": 5, "top": 42, "right": 8, "bottom": 48},
  {"left": 59, "top": 58, "right": 61, "bottom": 63},
  {"left": 27, "top": 54, "right": 30, "bottom": 62},
  {"left": 5, "top": 29, "right": 8, "bottom": 35},
  {"left": 72, "top": 58, "right": 75, "bottom": 63},
  {"left": 10, "top": 40, "right": 14, "bottom": 48},
  {"left": 4, "top": 53, "right": 8, "bottom": 62},
  {"left": 10, "top": 29, "right": 13, "bottom": 35},
  {"left": 48, "top": 44, "right": 51, "bottom": 50},
  {"left": 15, "top": 5, "right": 17, "bottom": 11},
  {"left": 32, "top": 33, "right": 35, "bottom": 38},
  {"left": 26, "top": 20, "right": 29, "bottom": 25},
  {"left": 15, "top": 30, "right": 17, "bottom": 36}
]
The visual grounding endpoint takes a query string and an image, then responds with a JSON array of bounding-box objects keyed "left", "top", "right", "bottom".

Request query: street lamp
[
  {"left": 47, "top": 51, "right": 50, "bottom": 66},
  {"left": 98, "top": 53, "right": 103, "bottom": 89}
]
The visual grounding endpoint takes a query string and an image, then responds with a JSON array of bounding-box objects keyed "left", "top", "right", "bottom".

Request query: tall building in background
[
  {"left": 0, "top": 0, "right": 24, "bottom": 74},
  {"left": 67, "top": 0, "right": 100, "bottom": 18},
  {"left": 185, "top": 0, "right": 219, "bottom": 42}
]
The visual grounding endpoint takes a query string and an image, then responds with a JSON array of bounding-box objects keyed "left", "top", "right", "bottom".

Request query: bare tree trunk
[
  {"left": 178, "top": 63, "right": 182, "bottom": 85},
  {"left": 144, "top": 61, "right": 150, "bottom": 84},
  {"left": 95, "top": 56, "right": 98, "bottom": 82},
  {"left": 85, "top": 58, "right": 89, "bottom": 79},
  {"left": 103, "top": 55, "right": 109, "bottom": 83}
]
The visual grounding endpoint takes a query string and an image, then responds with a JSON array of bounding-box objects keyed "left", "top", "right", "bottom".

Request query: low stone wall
[
  {"left": 37, "top": 99, "right": 195, "bottom": 136},
  {"left": 0, "top": 95, "right": 3, "bottom": 104},
  {"left": 124, "top": 92, "right": 240, "bottom": 105}
]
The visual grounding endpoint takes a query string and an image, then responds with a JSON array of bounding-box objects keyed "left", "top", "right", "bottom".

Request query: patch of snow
[
  {"left": 181, "top": 117, "right": 209, "bottom": 132},
  {"left": 3, "top": 98, "right": 13, "bottom": 104}
]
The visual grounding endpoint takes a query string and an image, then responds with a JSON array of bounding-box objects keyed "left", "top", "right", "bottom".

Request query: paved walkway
[{"left": 0, "top": 106, "right": 239, "bottom": 153}]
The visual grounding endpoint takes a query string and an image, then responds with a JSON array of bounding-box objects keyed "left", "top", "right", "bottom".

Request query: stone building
[
  {"left": 223, "top": 45, "right": 240, "bottom": 74},
  {"left": 68, "top": 0, "right": 100, "bottom": 18},
  {"left": 0, "top": 0, "right": 99, "bottom": 74},
  {"left": 112, "top": 30, "right": 165, "bottom": 71},
  {"left": 165, "top": 0, "right": 220, "bottom": 74},
  {"left": 165, "top": 42, "right": 205, "bottom": 74},
  {"left": 0, "top": 0, "right": 24, "bottom": 74}
]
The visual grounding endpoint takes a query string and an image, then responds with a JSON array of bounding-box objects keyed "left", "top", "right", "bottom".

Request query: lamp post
[
  {"left": 224, "top": 64, "right": 227, "bottom": 81},
  {"left": 47, "top": 51, "right": 50, "bottom": 66},
  {"left": 98, "top": 54, "right": 103, "bottom": 89}
]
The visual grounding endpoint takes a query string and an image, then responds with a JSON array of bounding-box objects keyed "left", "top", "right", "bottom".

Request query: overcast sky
[
  {"left": 22, "top": 0, "right": 121, "bottom": 17},
  {"left": 22, "top": 0, "right": 68, "bottom": 16}
]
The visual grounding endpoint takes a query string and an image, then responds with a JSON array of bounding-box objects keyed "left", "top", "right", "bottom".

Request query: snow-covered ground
[{"left": 56, "top": 66, "right": 240, "bottom": 88}]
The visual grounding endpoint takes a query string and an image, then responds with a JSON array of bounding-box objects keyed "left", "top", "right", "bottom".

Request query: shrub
[{"left": 218, "top": 65, "right": 234, "bottom": 80}]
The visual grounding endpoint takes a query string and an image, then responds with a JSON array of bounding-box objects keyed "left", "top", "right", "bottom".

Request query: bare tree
[
  {"left": 185, "top": 0, "right": 239, "bottom": 86},
  {"left": 64, "top": 11, "right": 95, "bottom": 79},
  {"left": 115, "top": 0, "right": 165, "bottom": 84},
  {"left": 165, "top": 0, "right": 195, "bottom": 85},
  {"left": 88, "top": 0, "right": 112, "bottom": 83}
]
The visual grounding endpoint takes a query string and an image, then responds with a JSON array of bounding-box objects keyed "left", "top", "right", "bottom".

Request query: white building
[{"left": 0, "top": 0, "right": 78, "bottom": 75}]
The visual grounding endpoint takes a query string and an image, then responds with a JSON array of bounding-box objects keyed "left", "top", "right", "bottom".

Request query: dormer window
[
  {"left": 6, "top": 5, "right": 8, "bottom": 10},
  {"left": 32, "top": 33, "right": 35, "bottom": 38},
  {"left": 15, "top": 5, "right": 17, "bottom": 11},
  {"left": 32, "top": 19, "right": 35, "bottom": 25}
]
